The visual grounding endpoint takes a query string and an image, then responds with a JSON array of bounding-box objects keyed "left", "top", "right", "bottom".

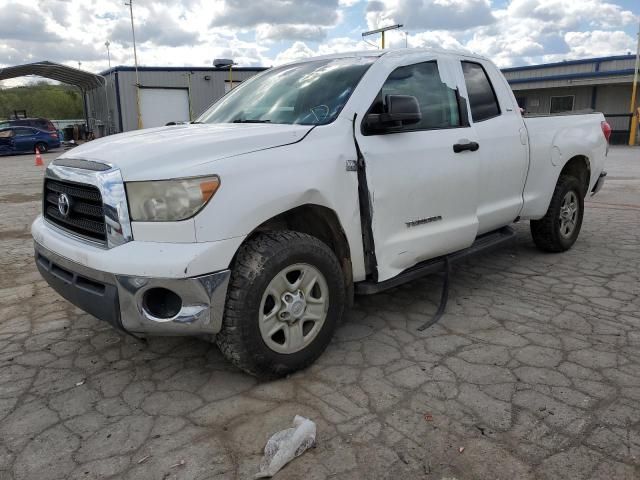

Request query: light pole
[
  {"left": 105, "top": 40, "right": 112, "bottom": 69},
  {"left": 629, "top": 17, "right": 640, "bottom": 146},
  {"left": 124, "top": 0, "right": 143, "bottom": 129}
]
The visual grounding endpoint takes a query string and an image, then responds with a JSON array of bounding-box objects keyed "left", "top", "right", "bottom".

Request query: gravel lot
[{"left": 1, "top": 146, "right": 639, "bottom": 479}]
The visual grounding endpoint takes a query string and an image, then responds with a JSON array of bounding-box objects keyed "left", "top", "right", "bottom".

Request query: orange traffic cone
[{"left": 35, "top": 147, "right": 43, "bottom": 167}]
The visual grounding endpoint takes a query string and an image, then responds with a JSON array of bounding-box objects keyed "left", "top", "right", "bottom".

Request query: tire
[
  {"left": 530, "top": 174, "right": 584, "bottom": 252},
  {"left": 35, "top": 142, "right": 48, "bottom": 153},
  {"left": 217, "top": 231, "right": 345, "bottom": 378}
]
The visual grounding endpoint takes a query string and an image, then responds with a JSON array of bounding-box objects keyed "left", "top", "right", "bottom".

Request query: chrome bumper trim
[
  {"left": 116, "top": 271, "right": 230, "bottom": 336},
  {"left": 35, "top": 241, "right": 230, "bottom": 336}
]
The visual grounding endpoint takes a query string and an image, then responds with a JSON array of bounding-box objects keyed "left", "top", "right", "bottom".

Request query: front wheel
[
  {"left": 216, "top": 231, "right": 345, "bottom": 378},
  {"left": 530, "top": 175, "right": 584, "bottom": 252}
]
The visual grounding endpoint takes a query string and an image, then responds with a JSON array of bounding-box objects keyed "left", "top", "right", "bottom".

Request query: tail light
[
  {"left": 51, "top": 132, "right": 58, "bottom": 139},
  {"left": 601, "top": 121, "right": 612, "bottom": 143}
]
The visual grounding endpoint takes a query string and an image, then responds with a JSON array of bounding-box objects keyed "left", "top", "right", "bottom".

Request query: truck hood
[{"left": 61, "top": 123, "right": 313, "bottom": 180}]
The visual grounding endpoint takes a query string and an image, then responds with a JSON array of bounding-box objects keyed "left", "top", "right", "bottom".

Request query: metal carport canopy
[{"left": 0, "top": 61, "right": 104, "bottom": 89}]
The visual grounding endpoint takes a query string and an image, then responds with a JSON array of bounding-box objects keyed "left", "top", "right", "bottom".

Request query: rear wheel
[
  {"left": 530, "top": 175, "right": 584, "bottom": 252},
  {"left": 217, "top": 231, "right": 345, "bottom": 378},
  {"left": 35, "top": 142, "right": 48, "bottom": 153}
]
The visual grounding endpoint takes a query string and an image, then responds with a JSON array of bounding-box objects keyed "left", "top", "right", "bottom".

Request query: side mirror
[{"left": 364, "top": 94, "right": 422, "bottom": 133}]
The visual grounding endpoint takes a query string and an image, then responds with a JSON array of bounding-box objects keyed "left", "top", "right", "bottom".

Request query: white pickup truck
[{"left": 33, "top": 48, "right": 609, "bottom": 377}]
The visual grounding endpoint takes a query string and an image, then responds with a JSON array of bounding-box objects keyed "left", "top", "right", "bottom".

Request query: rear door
[
  {"left": 460, "top": 60, "right": 529, "bottom": 234},
  {"left": 355, "top": 56, "right": 480, "bottom": 281}
]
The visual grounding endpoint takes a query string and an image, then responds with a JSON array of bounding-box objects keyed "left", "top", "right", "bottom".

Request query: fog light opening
[{"left": 143, "top": 287, "right": 182, "bottom": 319}]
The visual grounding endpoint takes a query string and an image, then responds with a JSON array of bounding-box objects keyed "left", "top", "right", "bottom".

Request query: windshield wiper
[{"left": 232, "top": 119, "right": 271, "bottom": 123}]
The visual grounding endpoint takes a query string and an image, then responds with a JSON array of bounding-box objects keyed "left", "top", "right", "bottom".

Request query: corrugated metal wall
[
  {"left": 513, "top": 86, "right": 594, "bottom": 114},
  {"left": 512, "top": 84, "right": 632, "bottom": 116},
  {"left": 114, "top": 69, "right": 263, "bottom": 132},
  {"left": 503, "top": 56, "right": 635, "bottom": 90},
  {"left": 504, "top": 62, "right": 595, "bottom": 82},
  {"left": 599, "top": 57, "right": 636, "bottom": 72},
  {"left": 503, "top": 56, "right": 635, "bottom": 81},
  {"left": 595, "top": 84, "right": 633, "bottom": 113},
  {"left": 85, "top": 74, "right": 119, "bottom": 137}
]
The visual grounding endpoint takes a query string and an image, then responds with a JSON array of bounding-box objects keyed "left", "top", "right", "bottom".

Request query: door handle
[{"left": 453, "top": 140, "right": 479, "bottom": 153}]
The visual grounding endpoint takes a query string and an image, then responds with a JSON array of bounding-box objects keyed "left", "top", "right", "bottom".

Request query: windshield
[{"left": 197, "top": 57, "right": 376, "bottom": 126}]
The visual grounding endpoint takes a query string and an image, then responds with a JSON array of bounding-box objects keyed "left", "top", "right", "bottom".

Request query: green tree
[{"left": 0, "top": 83, "right": 83, "bottom": 120}]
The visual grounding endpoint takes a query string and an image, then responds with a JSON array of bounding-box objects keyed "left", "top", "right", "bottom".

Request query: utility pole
[
  {"left": 125, "top": 0, "right": 143, "bottom": 129},
  {"left": 362, "top": 24, "right": 403, "bottom": 49},
  {"left": 629, "top": 17, "right": 640, "bottom": 146}
]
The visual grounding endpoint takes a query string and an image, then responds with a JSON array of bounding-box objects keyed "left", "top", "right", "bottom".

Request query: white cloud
[
  {"left": 366, "top": 0, "right": 496, "bottom": 31},
  {"left": 554, "top": 30, "right": 636, "bottom": 59},
  {"left": 408, "top": 31, "right": 468, "bottom": 51},
  {"left": 274, "top": 37, "right": 373, "bottom": 65},
  {"left": 507, "top": 0, "right": 636, "bottom": 29},
  {"left": 256, "top": 24, "right": 328, "bottom": 43},
  {"left": 0, "top": 0, "right": 637, "bottom": 86},
  {"left": 211, "top": 0, "right": 341, "bottom": 28}
]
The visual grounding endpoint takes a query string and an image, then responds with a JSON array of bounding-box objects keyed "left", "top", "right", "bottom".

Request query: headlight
[{"left": 126, "top": 176, "right": 220, "bottom": 222}]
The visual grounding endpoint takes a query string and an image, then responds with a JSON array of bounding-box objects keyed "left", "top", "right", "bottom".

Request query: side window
[
  {"left": 461, "top": 61, "right": 500, "bottom": 122},
  {"left": 15, "top": 128, "right": 32, "bottom": 136},
  {"left": 370, "top": 61, "right": 461, "bottom": 131}
]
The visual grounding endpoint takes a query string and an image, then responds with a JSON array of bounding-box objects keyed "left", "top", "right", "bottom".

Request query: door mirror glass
[{"left": 364, "top": 94, "right": 422, "bottom": 132}]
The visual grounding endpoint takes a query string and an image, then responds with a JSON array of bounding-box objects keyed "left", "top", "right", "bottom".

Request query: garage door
[{"left": 139, "top": 88, "right": 190, "bottom": 128}]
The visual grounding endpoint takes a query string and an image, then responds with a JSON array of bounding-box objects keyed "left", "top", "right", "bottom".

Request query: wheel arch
[
  {"left": 232, "top": 204, "right": 354, "bottom": 303},
  {"left": 559, "top": 155, "right": 591, "bottom": 197}
]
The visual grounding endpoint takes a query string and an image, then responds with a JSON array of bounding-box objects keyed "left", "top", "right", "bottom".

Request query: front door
[
  {"left": 356, "top": 57, "right": 480, "bottom": 282},
  {"left": 13, "top": 128, "right": 36, "bottom": 152}
]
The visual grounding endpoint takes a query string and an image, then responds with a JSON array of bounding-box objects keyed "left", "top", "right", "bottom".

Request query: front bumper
[
  {"left": 591, "top": 171, "right": 607, "bottom": 196},
  {"left": 35, "top": 241, "right": 230, "bottom": 336}
]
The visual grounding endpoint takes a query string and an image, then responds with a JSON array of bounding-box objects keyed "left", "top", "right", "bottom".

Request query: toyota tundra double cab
[{"left": 33, "top": 48, "right": 609, "bottom": 377}]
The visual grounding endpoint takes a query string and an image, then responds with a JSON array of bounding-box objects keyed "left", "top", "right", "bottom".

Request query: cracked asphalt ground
[{"left": 1, "top": 147, "right": 639, "bottom": 480}]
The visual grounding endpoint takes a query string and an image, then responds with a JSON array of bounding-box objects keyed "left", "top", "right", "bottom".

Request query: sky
[{"left": 0, "top": 0, "right": 638, "bottom": 86}]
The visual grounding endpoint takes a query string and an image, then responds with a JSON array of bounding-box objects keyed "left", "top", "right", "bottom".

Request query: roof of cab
[{"left": 280, "top": 47, "right": 489, "bottom": 67}]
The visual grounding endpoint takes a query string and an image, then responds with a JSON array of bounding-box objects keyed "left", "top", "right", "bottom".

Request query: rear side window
[
  {"left": 461, "top": 61, "right": 500, "bottom": 122},
  {"left": 369, "top": 61, "right": 461, "bottom": 131}
]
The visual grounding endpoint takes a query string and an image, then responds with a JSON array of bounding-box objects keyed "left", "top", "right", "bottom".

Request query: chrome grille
[{"left": 43, "top": 179, "right": 106, "bottom": 243}]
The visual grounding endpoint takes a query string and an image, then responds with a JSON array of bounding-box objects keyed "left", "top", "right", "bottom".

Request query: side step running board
[{"left": 354, "top": 226, "right": 516, "bottom": 295}]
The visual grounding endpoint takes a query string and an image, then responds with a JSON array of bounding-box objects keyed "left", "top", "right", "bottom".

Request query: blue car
[{"left": 0, "top": 126, "right": 61, "bottom": 155}]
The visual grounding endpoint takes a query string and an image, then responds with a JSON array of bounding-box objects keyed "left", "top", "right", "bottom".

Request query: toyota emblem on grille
[{"left": 57, "top": 193, "right": 71, "bottom": 217}]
